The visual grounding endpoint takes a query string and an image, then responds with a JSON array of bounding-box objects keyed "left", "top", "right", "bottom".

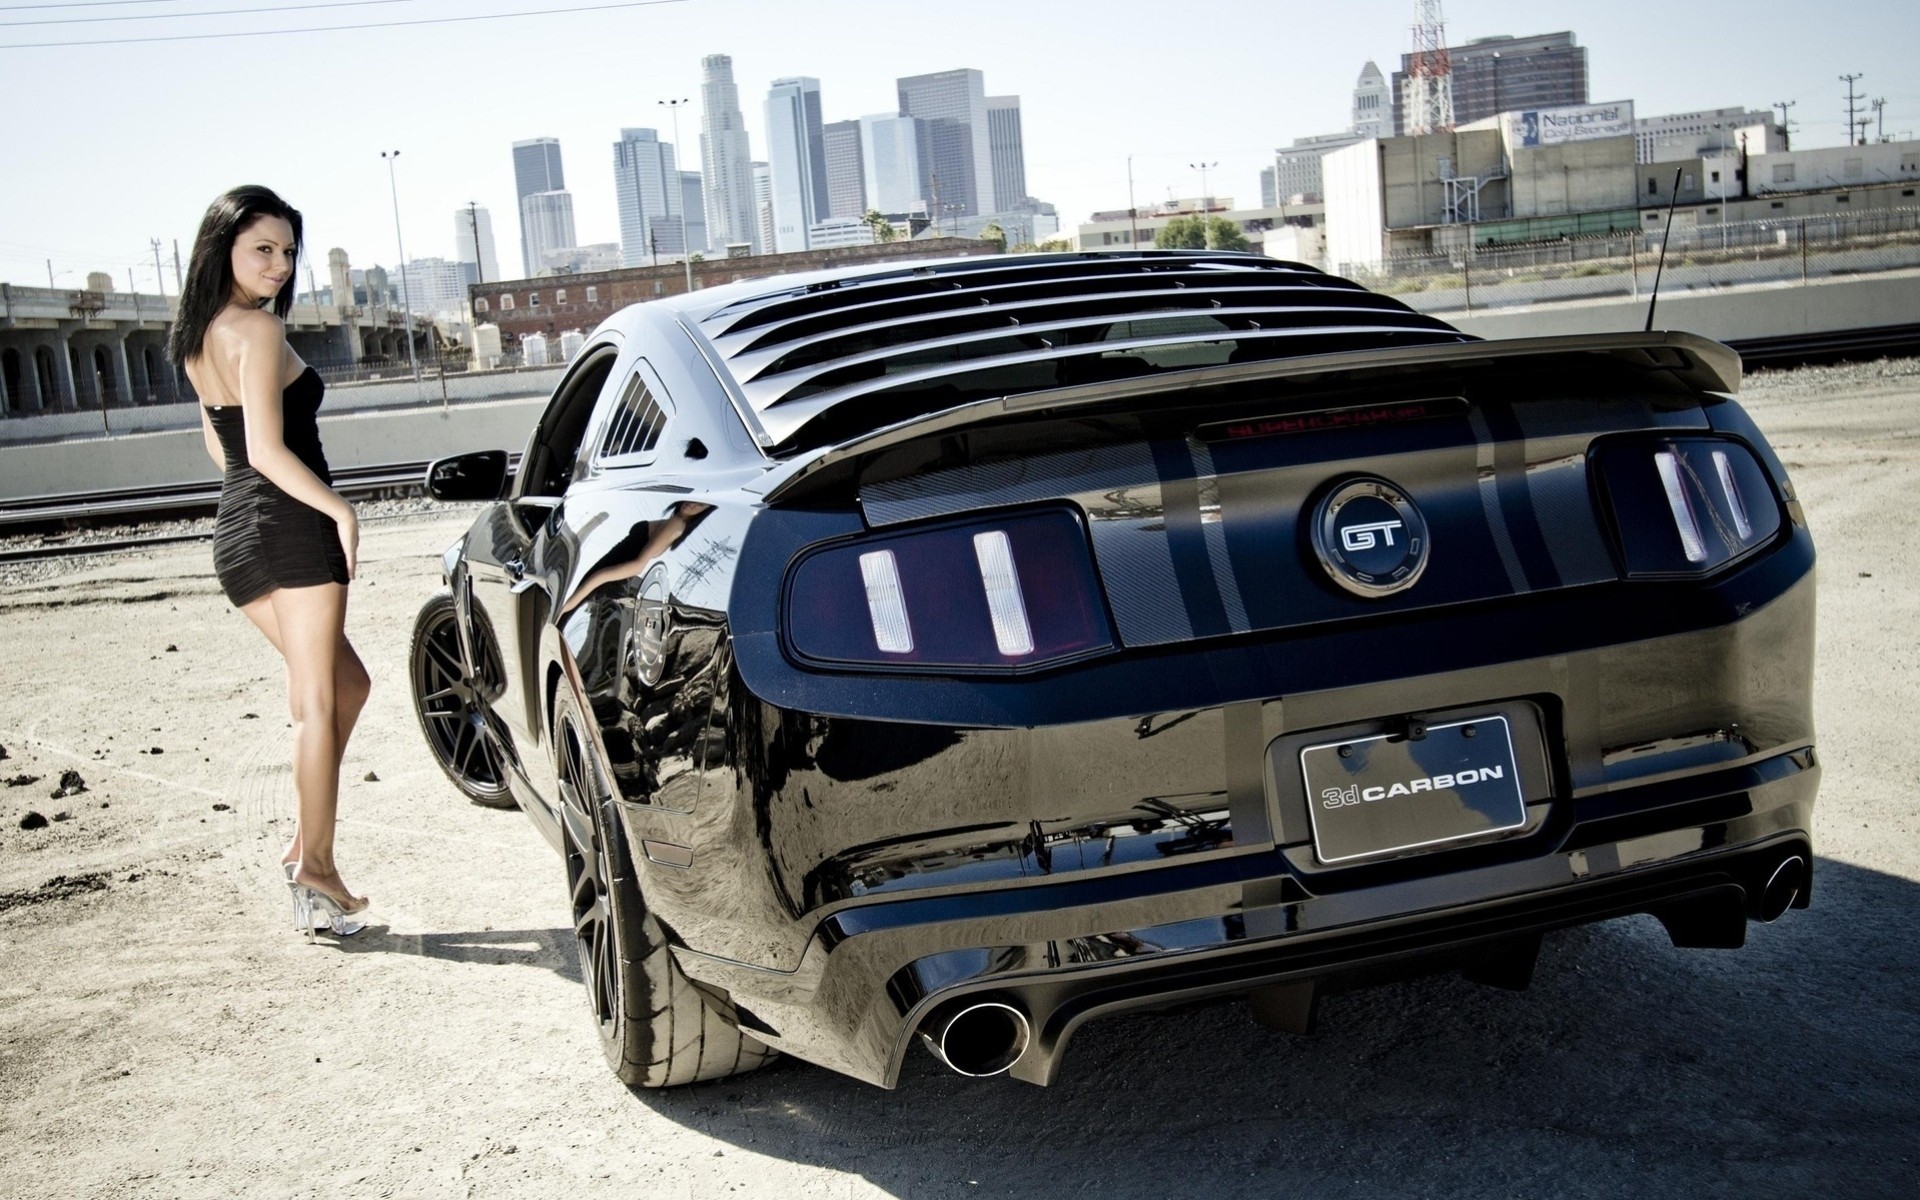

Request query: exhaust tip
[
  {"left": 925, "top": 1001, "right": 1030, "bottom": 1078},
  {"left": 1757, "top": 854, "right": 1806, "bottom": 923}
]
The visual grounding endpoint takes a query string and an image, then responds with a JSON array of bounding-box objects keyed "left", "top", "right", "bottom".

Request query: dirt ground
[{"left": 2, "top": 359, "right": 1917, "bottom": 1200}]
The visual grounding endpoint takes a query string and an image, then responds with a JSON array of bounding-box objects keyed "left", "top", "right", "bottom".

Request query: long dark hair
[{"left": 166, "top": 185, "right": 304, "bottom": 364}]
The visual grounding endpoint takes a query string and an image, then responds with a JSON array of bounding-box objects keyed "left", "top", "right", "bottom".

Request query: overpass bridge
[{"left": 0, "top": 283, "right": 429, "bottom": 416}]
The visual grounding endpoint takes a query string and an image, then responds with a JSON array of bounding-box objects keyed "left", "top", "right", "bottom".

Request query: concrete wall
[
  {"left": 1443, "top": 271, "right": 1920, "bottom": 348},
  {"left": 0, "top": 394, "right": 546, "bottom": 502}
]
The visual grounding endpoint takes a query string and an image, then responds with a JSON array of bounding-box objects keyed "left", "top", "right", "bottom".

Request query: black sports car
[{"left": 411, "top": 250, "right": 1816, "bottom": 1089}]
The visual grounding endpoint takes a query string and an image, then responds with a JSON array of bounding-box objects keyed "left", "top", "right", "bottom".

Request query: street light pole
[
  {"left": 1189, "top": 161, "right": 1218, "bottom": 249},
  {"left": 381, "top": 149, "right": 421, "bottom": 382},
  {"left": 659, "top": 98, "right": 696, "bottom": 295}
]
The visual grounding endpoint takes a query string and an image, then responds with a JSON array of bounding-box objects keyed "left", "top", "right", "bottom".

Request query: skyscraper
[
  {"left": 512, "top": 137, "right": 566, "bottom": 276},
  {"left": 1352, "top": 62, "right": 1389, "bottom": 139},
  {"left": 860, "top": 114, "right": 928, "bottom": 215},
  {"left": 751, "top": 161, "right": 774, "bottom": 258},
  {"left": 699, "top": 54, "right": 760, "bottom": 254},
  {"left": 612, "top": 127, "right": 682, "bottom": 267},
  {"left": 453, "top": 204, "right": 499, "bottom": 284},
  {"left": 680, "top": 172, "right": 709, "bottom": 255},
  {"left": 764, "top": 77, "right": 827, "bottom": 253},
  {"left": 520, "top": 191, "right": 576, "bottom": 278},
  {"left": 986, "top": 95, "right": 1027, "bottom": 213},
  {"left": 822, "top": 120, "right": 866, "bottom": 219},
  {"left": 1391, "top": 31, "right": 1588, "bottom": 135},
  {"left": 897, "top": 68, "right": 994, "bottom": 217}
]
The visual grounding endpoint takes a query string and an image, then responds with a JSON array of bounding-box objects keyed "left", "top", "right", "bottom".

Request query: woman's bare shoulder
[{"left": 205, "top": 306, "right": 284, "bottom": 357}]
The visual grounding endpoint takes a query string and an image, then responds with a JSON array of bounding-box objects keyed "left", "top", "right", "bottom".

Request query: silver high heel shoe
[
  {"left": 284, "top": 863, "right": 325, "bottom": 932},
  {"left": 298, "top": 885, "right": 369, "bottom": 939}
]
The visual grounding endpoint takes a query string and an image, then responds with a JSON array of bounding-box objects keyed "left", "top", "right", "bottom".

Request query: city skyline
[{"left": 1, "top": 0, "right": 1913, "bottom": 289}]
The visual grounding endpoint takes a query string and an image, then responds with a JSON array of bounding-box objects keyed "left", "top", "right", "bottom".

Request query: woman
[{"left": 170, "top": 185, "right": 372, "bottom": 937}]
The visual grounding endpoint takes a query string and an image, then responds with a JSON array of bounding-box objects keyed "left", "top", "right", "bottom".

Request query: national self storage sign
[{"left": 1510, "top": 101, "right": 1636, "bottom": 148}]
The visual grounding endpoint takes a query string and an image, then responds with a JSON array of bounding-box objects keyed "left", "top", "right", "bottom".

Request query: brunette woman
[{"left": 169, "top": 185, "right": 372, "bottom": 937}]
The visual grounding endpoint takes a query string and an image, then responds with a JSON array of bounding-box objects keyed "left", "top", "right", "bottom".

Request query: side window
[
  {"left": 519, "top": 347, "right": 620, "bottom": 498},
  {"left": 501, "top": 294, "right": 515, "bottom": 310},
  {"left": 593, "top": 366, "right": 673, "bottom": 466},
  {"left": 475, "top": 297, "right": 490, "bottom": 313},
  {"left": 555, "top": 288, "right": 567, "bottom": 304},
  {"left": 586, "top": 286, "right": 599, "bottom": 303},
  {"left": 530, "top": 292, "right": 541, "bottom": 307}
]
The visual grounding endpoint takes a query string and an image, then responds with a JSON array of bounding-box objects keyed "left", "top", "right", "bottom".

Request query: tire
[
  {"left": 553, "top": 689, "right": 777, "bottom": 1087},
  {"left": 409, "top": 589, "right": 516, "bottom": 809}
]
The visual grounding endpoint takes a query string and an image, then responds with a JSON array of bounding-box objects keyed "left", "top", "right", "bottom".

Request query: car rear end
[{"left": 632, "top": 256, "right": 1816, "bottom": 1087}]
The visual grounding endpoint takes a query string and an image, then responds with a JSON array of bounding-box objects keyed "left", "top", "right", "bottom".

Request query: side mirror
[{"left": 425, "top": 450, "right": 510, "bottom": 501}]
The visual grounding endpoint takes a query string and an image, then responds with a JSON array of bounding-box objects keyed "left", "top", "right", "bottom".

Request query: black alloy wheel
[
  {"left": 409, "top": 590, "right": 515, "bottom": 809},
  {"left": 552, "top": 688, "right": 777, "bottom": 1087}
]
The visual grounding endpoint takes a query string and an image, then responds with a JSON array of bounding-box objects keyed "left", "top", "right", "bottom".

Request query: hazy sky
[{"left": 1, "top": 0, "right": 1914, "bottom": 290}]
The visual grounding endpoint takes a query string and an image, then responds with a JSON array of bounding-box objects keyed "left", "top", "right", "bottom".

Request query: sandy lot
[{"left": 3, "top": 359, "right": 1918, "bottom": 1199}]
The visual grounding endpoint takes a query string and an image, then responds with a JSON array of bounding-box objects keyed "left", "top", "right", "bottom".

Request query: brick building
[{"left": 469, "top": 237, "right": 999, "bottom": 348}]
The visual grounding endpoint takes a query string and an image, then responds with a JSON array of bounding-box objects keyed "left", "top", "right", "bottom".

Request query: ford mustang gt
[{"left": 410, "top": 250, "right": 1817, "bottom": 1088}]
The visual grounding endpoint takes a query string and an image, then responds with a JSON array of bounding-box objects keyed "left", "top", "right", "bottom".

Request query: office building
[
  {"left": 520, "top": 190, "right": 577, "bottom": 279},
  {"left": 1352, "top": 61, "right": 1389, "bottom": 139},
  {"left": 765, "top": 77, "right": 828, "bottom": 253},
  {"left": 681, "top": 172, "right": 709, "bottom": 255},
  {"left": 898, "top": 68, "right": 994, "bottom": 216},
  {"left": 613, "top": 127, "right": 683, "bottom": 267},
  {"left": 1392, "top": 31, "right": 1588, "bottom": 136},
  {"left": 861, "top": 114, "right": 929, "bottom": 214},
  {"left": 1635, "top": 107, "right": 1784, "bottom": 165},
  {"left": 823, "top": 120, "right": 867, "bottom": 219},
  {"left": 396, "top": 257, "right": 478, "bottom": 317},
  {"left": 512, "top": 137, "right": 567, "bottom": 276},
  {"left": 752, "top": 161, "right": 775, "bottom": 259},
  {"left": 452, "top": 205, "right": 499, "bottom": 284},
  {"left": 700, "top": 54, "right": 761, "bottom": 254},
  {"left": 987, "top": 95, "right": 1028, "bottom": 212}
]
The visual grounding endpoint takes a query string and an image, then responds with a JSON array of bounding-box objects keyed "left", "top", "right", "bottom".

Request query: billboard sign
[{"left": 1510, "top": 101, "right": 1635, "bottom": 148}]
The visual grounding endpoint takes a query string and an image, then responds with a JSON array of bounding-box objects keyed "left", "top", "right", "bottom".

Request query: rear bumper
[{"left": 675, "top": 749, "right": 1815, "bottom": 1087}]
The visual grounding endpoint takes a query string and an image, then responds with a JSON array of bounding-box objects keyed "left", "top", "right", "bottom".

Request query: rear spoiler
[{"left": 753, "top": 330, "right": 1741, "bottom": 505}]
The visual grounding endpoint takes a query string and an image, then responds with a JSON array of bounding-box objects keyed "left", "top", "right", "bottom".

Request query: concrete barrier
[
  {"left": 0, "top": 395, "right": 546, "bottom": 502},
  {"left": 1442, "top": 270, "right": 1920, "bottom": 346}
]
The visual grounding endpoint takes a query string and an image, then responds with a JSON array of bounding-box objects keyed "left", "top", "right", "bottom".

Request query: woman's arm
[{"left": 198, "top": 404, "right": 224, "bottom": 473}]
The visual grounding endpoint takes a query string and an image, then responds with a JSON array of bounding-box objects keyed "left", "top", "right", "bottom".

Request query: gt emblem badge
[{"left": 1312, "top": 478, "right": 1430, "bottom": 598}]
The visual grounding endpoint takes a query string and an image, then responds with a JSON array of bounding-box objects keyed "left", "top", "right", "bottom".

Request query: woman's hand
[{"left": 335, "top": 502, "right": 360, "bottom": 580}]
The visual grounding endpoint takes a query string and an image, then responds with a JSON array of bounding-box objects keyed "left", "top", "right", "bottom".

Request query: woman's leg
[
  {"left": 265, "top": 582, "right": 364, "bottom": 909},
  {"left": 239, "top": 595, "right": 371, "bottom": 871}
]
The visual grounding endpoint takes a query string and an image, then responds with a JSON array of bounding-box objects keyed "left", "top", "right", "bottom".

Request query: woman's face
[{"left": 229, "top": 215, "right": 296, "bottom": 306}]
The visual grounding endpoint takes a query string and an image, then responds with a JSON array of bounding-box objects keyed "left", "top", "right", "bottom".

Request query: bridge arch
[{"left": 2, "top": 347, "right": 21, "bottom": 413}]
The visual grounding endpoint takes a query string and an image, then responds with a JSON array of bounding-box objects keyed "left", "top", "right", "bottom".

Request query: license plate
[{"left": 1301, "top": 715, "right": 1528, "bottom": 864}]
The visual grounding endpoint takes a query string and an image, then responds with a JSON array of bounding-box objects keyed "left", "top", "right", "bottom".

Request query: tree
[
  {"left": 1154, "top": 215, "right": 1250, "bottom": 252},
  {"left": 978, "top": 222, "right": 1007, "bottom": 252},
  {"left": 862, "top": 209, "right": 898, "bottom": 243},
  {"left": 1036, "top": 237, "right": 1074, "bottom": 252}
]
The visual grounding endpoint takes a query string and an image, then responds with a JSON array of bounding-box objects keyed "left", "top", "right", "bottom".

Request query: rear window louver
[
  {"left": 688, "top": 252, "right": 1473, "bottom": 453},
  {"left": 597, "top": 374, "right": 668, "bottom": 461}
]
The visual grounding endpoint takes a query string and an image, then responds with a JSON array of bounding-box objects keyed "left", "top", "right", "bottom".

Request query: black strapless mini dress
[{"left": 207, "top": 366, "right": 351, "bottom": 607}]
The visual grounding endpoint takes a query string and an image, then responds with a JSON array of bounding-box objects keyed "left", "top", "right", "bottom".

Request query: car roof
[{"left": 629, "top": 249, "right": 1472, "bottom": 453}]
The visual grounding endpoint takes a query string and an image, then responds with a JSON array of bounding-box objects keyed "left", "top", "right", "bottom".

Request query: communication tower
[{"left": 1405, "top": 0, "right": 1454, "bottom": 136}]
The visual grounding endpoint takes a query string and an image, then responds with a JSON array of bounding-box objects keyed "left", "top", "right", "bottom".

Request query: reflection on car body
[{"left": 409, "top": 250, "right": 1817, "bottom": 1089}]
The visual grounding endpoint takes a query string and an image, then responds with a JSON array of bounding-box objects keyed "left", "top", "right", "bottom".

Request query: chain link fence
[{"left": 1344, "top": 206, "right": 1920, "bottom": 315}]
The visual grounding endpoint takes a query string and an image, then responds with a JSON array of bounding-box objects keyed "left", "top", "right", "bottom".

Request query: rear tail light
[
  {"left": 1598, "top": 438, "right": 1783, "bottom": 576},
  {"left": 786, "top": 508, "right": 1113, "bottom": 671}
]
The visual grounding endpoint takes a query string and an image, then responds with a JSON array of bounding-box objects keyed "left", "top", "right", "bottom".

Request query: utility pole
[
  {"left": 467, "top": 202, "right": 484, "bottom": 283},
  {"left": 172, "top": 239, "right": 183, "bottom": 292},
  {"left": 1872, "top": 97, "right": 1887, "bottom": 143},
  {"left": 1189, "top": 162, "right": 1217, "bottom": 249},
  {"left": 380, "top": 149, "right": 421, "bottom": 382},
  {"left": 1127, "top": 154, "right": 1140, "bottom": 249},
  {"left": 150, "top": 239, "right": 166, "bottom": 300},
  {"left": 1840, "top": 74, "right": 1865, "bottom": 145},
  {"left": 46, "top": 259, "right": 54, "bottom": 289},
  {"left": 1772, "top": 99, "right": 1797, "bottom": 151},
  {"left": 658, "top": 97, "right": 695, "bottom": 294}
]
